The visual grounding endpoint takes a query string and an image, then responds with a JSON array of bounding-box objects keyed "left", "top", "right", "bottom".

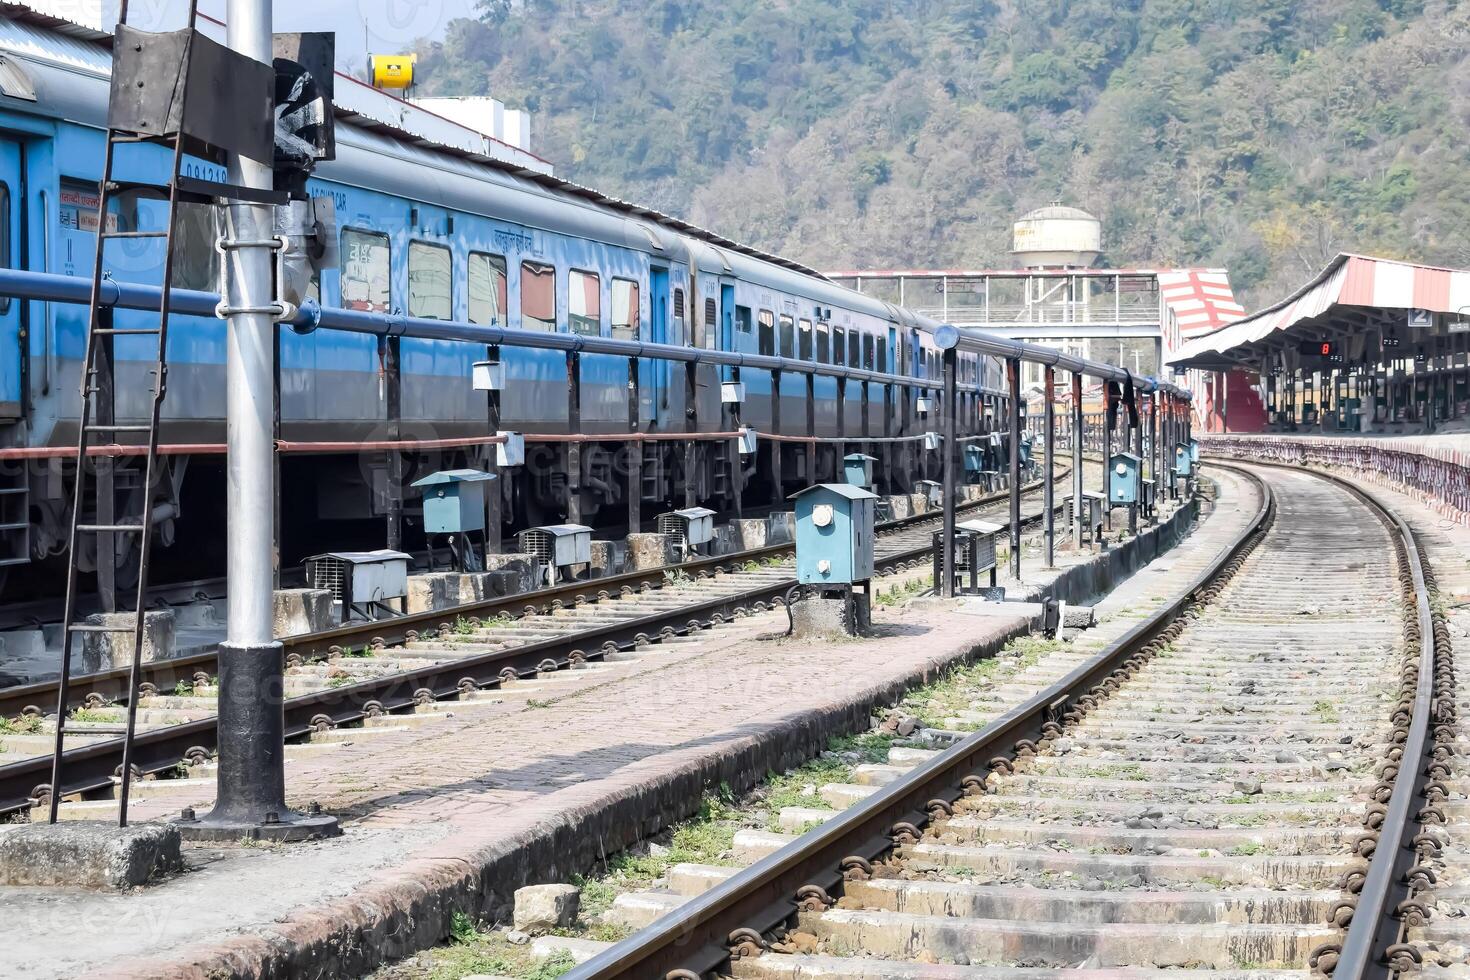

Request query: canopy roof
[{"left": 1168, "top": 254, "right": 1470, "bottom": 371}]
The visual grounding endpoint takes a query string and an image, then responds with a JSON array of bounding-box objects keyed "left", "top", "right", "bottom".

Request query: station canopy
[{"left": 1167, "top": 253, "right": 1470, "bottom": 371}]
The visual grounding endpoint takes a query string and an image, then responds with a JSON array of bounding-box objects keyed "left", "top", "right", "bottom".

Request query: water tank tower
[{"left": 1012, "top": 203, "right": 1102, "bottom": 269}]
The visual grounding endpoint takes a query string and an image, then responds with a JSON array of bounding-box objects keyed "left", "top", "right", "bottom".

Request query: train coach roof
[{"left": 0, "top": 3, "right": 830, "bottom": 282}]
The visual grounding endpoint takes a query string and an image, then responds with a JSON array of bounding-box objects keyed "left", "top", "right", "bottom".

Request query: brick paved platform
[{"left": 0, "top": 493, "right": 1207, "bottom": 980}]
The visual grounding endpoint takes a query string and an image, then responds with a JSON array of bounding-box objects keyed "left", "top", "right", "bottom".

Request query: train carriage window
[
  {"left": 833, "top": 327, "right": 846, "bottom": 366},
  {"left": 876, "top": 338, "right": 887, "bottom": 374},
  {"left": 341, "top": 228, "right": 391, "bottom": 313},
  {"left": 863, "top": 335, "right": 875, "bottom": 370},
  {"left": 816, "top": 324, "right": 830, "bottom": 363},
  {"left": 798, "top": 319, "right": 813, "bottom": 360},
  {"left": 467, "top": 252, "right": 508, "bottom": 325},
  {"left": 408, "top": 241, "right": 452, "bottom": 320},
  {"left": 704, "top": 298, "right": 718, "bottom": 349},
  {"left": 848, "top": 331, "right": 860, "bottom": 369},
  {"left": 611, "top": 278, "right": 640, "bottom": 340},
  {"left": 757, "top": 310, "right": 775, "bottom": 355},
  {"left": 568, "top": 269, "right": 602, "bottom": 336},
  {"left": 520, "top": 260, "right": 556, "bottom": 331},
  {"left": 672, "top": 287, "right": 687, "bottom": 345},
  {"left": 736, "top": 306, "right": 752, "bottom": 336},
  {"left": 778, "top": 314, "right": 795, "bottom": 358}
]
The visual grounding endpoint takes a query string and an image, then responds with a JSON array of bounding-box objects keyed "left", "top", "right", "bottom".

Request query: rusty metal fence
[{"left": 1204, "top": 435, "right": 1470, "bottom": 523}]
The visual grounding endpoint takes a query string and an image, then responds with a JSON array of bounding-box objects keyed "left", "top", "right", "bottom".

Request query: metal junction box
[
  {"left": 843, "top": 453, "right": 877, "bottom": 489},
  {"left": 412, "top": 468, "right": 495, "bottom": 534},
  {"left": 1108, "top": 452, "right": 1142, "bottom": 506},
  {"left": 1188, "top": 438, "right": 1201, "bottom": 464},
  {"left": 517, "top": 524, "right": 592, "bottom": 569},
  {"left": 1174, "top": 443, "right": 1193, "bottom": 478},
  {"left": 306, "top": 550, "right": 411, "bottom": 621},
  {"left": 957, "top": 519, "right": 1002, "bottom": 575},
  {"left": 1141, "top": 478, "right": 1157, "bottom": 515},
  {"left": 656, "top": 507, "right": 716, "bottom": 551},
  {"left": 790, "top": 484, "right": 877, "bottom": 586},
  {"left": 963, "top": 445, "right": 985, "bottom": 475},
  {"left": 497, "top": 431, "right": 526, "bottom": 468},
  {"left": 915, "top": 480, "right": 942, "bottom": 508},
  {"left": 1064, "top": 493, "right": 1106, "bottom": 539}
]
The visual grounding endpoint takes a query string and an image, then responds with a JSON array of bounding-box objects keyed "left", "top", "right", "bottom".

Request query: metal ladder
[{"left": 46, "top": 0, "right": 210, "bottom": 827}]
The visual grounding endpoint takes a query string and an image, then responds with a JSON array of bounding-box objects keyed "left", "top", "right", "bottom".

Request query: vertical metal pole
[
  {"left": 769, "top": 368, "right": 782, "bottom": 504},
  {"left": 1043, "top": 365, "right": 1055, "bottom": 569},
  {"left": 384, "top": 337, "right": 402, "bottom": 550},
  {"left": 1008, "top": 358, "right": 1021, "bottom": 581},
  {"left": 835, "top": 376, "right": 846, "bottom": 482},
  {"left": 567, "top": 352, "right": 582, "bottom": 524},
  {"left": 805, "top": 372, "right": 816, "bottom": 488},
  {"left": 626, "top": 357, "right": 641, "bottom": 533},
  {"left": 684, "top": 360, "right": 697, "bottom": 508},
  {"left": 485, "top": 344, "right": 502, "bottom": 555},
  {"left": 192, "top": 0, "right": 334, "bottom": 839},
  {"left": 1071, "top": 372, "right": 1084, "bottom": 549},
  {"left": 1102, "top": 384, "right": 1112, "bottom": 531},
  {"left": 940, "top": 350, "right": 958, "bottom": 598},
  {"left": 729, "top": 366, "right": 743, "bottom": 518},
  {"left": 1129, "top": 396, "right": 1140, "bottom": 536}
]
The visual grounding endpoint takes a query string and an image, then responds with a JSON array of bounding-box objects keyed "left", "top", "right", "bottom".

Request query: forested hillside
[{"left": 414, "top": 0, "right": 1470, "bottom": 308}]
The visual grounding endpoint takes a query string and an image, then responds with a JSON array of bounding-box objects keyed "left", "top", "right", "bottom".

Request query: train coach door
[
  {"left": 641, "top": 267, "right": 670, "bottom": 427},
  {"left": 0, "top": 139, "right": 22, "bottom": 420}
]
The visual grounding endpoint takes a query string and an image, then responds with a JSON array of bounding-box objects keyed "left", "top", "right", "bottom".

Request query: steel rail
[
  {"left": 0, "top": 472, "right": 1069, "bottom": 816},
  {"left": 561, "top": 464, "right": 1271, "bottom": 980},
  {"left": 0, "top": 470, "right": 1067, "bottom": 722},
  {"left": 1211, "top": 456, "right": 1441, "bottom": 979}
]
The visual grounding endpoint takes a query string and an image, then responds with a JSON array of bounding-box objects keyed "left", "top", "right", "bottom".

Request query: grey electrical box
[
  {"left": 656, "top": 507, "right": 716, "bottom": 552},
  {"left": 305, "top": 549, "right": 411, "bottom": 622},
  {"left": 517, "top": 524, "right": 592, "bottom": 569}
]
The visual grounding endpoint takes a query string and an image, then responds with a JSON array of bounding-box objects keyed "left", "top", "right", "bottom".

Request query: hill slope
[{"left": 416, "top": 0, "right": 1470, "bottom": 308}]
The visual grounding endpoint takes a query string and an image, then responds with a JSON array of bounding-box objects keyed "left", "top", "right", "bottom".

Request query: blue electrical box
[
  {"left": 963, "top": 445, "right": 985, "bottom": 474},
  {"left": 1188, "top": 438, "right": 1200, "bottom": 464},
  {"left": 1018, "top": 434, "right": 1033, "bottom": 468},
  {"left": 790, "top": 483, "right": 877, "bottom": 585},
  {"left": 412, "top": 469, "right": 496, "bottom": 534},
  {"left": 1108, "top": 452, "right": 1142, "bottom": 506},
  {"left": 843, "top": 453, "right": 877, "bottom": 489},
  {"left": 1174, "top": 443, "right": 1193, "bottom": 478}
]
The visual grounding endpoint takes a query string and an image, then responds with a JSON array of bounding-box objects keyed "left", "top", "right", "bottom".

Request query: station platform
[{"left": 0, "top": 481, "right": 1208, "bottom": 979}]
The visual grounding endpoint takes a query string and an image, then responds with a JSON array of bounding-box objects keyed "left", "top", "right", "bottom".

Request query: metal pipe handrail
[
  {"left": 932, "top": 322, "right": 1191, "bottom": 399},
  {"left": 0, "top": 269, "right": 997, "bottom": 395}
]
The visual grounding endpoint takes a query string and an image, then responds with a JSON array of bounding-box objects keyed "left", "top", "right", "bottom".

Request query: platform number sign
[
  {"left": 1297, "top": 340, "right": 1344, "bottom": 365},
  {"left": 1408, "top": 308, "right": 1434, "bottom": 329}
]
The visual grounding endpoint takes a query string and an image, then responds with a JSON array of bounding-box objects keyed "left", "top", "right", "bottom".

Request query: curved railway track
[
  {"left": 559, "top": 461, "right": 1450, "bottom": 980},
  {"left": 0, "top": 468, "right": 1084, "bottom": 819}
]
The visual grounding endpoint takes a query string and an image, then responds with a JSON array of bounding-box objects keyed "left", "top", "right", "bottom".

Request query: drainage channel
[{"left": 558, "top": 461, "right": 1441, "bottom": 980}]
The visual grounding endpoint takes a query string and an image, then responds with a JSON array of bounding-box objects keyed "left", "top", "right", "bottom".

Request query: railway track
[
  {"left": 561, "top": 461, "right": 1449, "bottom": 980},
  {"left": 0, "top": 467, "right": 1089, "bottom": 820}
]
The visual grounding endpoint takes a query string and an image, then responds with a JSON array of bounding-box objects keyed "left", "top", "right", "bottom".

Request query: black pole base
[
  {"left": 175, "top": 807, "right": 340, "bottom": 843},
  {"left": 176, "top": 641, "right": 342, "bottom": 843}
]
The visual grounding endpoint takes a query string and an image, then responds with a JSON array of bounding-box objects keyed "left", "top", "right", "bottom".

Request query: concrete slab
[
  {"left": 80, "top": 609, "right": 175, "bottom": 674},
  {"left": 272, "top": 589, "right": 334, "bottom": 638},
  {"left": 0, "top": 822, "right": 182, "bottom": 889}
]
